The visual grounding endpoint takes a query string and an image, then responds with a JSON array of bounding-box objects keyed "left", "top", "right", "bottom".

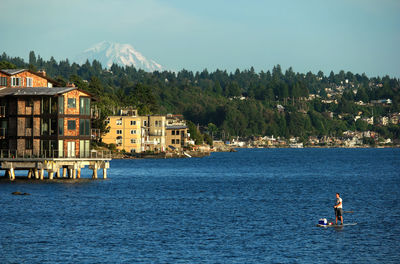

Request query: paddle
[{"left": 344, "top": 211, "right": 354, "bottom": 213}]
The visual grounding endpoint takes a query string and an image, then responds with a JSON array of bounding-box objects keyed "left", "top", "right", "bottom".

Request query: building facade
[
  {"left": 165, "top": 126, "right": 188, "bottom": 151},
  {"left": 0, "top": 69, "right": 55, "bottom": 88},
  {"left": 141, "top": 115, "right": 166, "bottom": 153},
  {"left": 0, "top": 69, "right": 95, "bottom": 158},
  {"left": 103, "top": 109, "right": 142, "bottom": 153}
]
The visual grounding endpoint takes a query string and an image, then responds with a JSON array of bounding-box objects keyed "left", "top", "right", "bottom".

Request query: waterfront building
[
  {"left": 102, "top": 111, "right": 192, "bottom": 153},
  {"left": 0, "top": 69, "right": 110, "bottom": 180},
  {"left": 141, "top": 115, "right": 166, "bottom": 153},
  {"left": 165, "top": 114, "right": 189, "bottom": 151},
  {"left": 102, "top": 109, "right": 142, "bottom": 153}
]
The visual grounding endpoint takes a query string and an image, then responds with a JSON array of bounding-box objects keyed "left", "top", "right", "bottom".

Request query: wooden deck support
[
  {"left": 0, "top": 158, "right": 111, "bottom": 181},
  {"left": 9, "top": 168, "right": 15, "bottom": 181}
]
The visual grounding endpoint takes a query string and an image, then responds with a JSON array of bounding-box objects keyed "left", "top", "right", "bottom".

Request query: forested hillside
[{"left": 1, "top": 51, "right": 399, "bottom": 140}]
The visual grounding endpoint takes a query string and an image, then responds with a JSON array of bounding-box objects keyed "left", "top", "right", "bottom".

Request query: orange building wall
[{"left": 0, "top": 71, "right": 49, "bottom": 88}]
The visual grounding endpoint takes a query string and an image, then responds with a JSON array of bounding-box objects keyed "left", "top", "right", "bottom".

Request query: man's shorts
[{"left": 335, "top": 208, "right": 343, "bottom": 217}]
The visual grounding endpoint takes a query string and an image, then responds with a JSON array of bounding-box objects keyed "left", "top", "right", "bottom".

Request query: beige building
[
  {"left": 102, "top": 109, "right": 142, "bottom": 153},
  {"left": 141, "top": 115, "right": 166, "bottom": 152},
  {"left": 166, "top": 126, "right": 188, "bottom": 151}
]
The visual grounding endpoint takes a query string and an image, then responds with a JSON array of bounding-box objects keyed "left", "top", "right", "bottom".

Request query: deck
[{"left": 0, "top": 150, "right": 112, "bottom": 181}]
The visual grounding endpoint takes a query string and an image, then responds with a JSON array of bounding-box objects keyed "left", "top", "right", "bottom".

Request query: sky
[{"left": 1, "top": 0, "right": 399, "bottom": 77}]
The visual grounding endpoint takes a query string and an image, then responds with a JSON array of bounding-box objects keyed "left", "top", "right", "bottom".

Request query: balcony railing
[{"left": 0, "top": 149, "right": 112, "bottom": 159}]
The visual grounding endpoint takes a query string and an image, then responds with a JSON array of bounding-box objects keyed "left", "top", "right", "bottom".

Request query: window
[
  {"left": 143, "top": 120, "right": 147, "bottom": 126},
  {"left": 26, "top": 77, "right": 33, "bottom": 87},
  {"left": 172, "top": 130, "right": 175, "bottom": 135},
  {"left": 58, "top": 118, "right": 64, "bottom": 135},
  {"left": 130, "top": 120, "right": 136, "bottom": 125},
  {"left": 58, "top": 96, "right": 64, "bottom": 114},
  {"left": 25, "top": 139, "right": 33, "bottom": 150},
  {"left": 80, "top": 97, "right": 90, "bottom": 115},
  {"left": 0, "top": 77, "right": 7, "bottom": 86},
  {"left": 80, "top": 140, "right": 90, "bottom": 158},
  {"left": 176, "top": 130, "right": 180, "bottom": 135},
  {"left": 67, "top": 120, "right": 76, "bottom": 130},
  {"left": 11, "top": 77, "right": 21, "bottom": 87},
  {"left": 131, "top": 149, "right": 136, "bottom": 153},
  {"left": 116, "top": 119, "right": 122, "bottom": 125},
  {"left": 130, "top": 139, "right": 136, "bottom": 144},
  {"left": 176, "top": 139, "right": 180, "bottom": 144},
  {"left": 172, "top": 139, "right": 175, "bottom": 144},
  {"left": 130, "top": 130, "right": 136, "bottom": 134},
  {"left": 26, "top": 117, "right": 33, "bottom": 128},
  {"left": 67, "top": 98, "right": 76, "bottom": 108},
  {"left": 79, "top": 119, "right": 90, "bottom": 136},
  {"left": 41, "top": 118, "right": 49, "bottom": 135},
  {"left": 116, "top": 130, "right": 122, "bottom": 135},
  {"left": 50, "top": 119, "right": 57, "bottom": 135},
  {"left": 26, "top": 99, "right": 33, "bottom": 108}
]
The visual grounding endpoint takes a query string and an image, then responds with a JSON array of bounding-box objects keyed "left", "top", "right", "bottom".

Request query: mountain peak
[{"left": 77, "top": 41, "right": 164, "bottom": 72}]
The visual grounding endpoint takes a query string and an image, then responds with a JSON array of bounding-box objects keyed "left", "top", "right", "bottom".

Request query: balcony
[
  {"left": 0, "top": 149, "right": 112, "bottom": 159},
  {"left": 91, "top": 108, "right": 100, "bottom": 119},
  {"left": 91, "top": 128, "right": 101, "bottom": 140}
]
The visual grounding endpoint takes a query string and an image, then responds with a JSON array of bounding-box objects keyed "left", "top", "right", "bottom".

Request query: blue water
[{"left": 1, "top": 148, "right": 399, "bottom": 263}]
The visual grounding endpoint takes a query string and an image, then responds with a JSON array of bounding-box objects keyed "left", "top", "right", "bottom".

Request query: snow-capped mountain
[{"left": 76, "top": 41, "right": 164, "bottom": 72}]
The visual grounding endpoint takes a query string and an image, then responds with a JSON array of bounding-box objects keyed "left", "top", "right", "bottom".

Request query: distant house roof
[
  {"left": 0, "top": 87, "right": 87, "bottom": 97},
  {"left": 166, "top": 125, "right": 188, "bottom": 130}
]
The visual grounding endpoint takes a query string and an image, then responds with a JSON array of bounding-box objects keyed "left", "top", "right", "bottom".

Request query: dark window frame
[{"left": 67, "top": 120, "right": 76, "bottom": 130}]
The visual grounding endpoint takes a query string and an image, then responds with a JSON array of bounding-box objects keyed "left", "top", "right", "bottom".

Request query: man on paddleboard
[{"left": 334, "top": 193, "right": 343, "bottom": 225}]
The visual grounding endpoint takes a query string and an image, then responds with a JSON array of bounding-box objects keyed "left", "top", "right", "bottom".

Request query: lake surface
[{"left": 1, "top": 148, "right": 399, "bottom": 263}]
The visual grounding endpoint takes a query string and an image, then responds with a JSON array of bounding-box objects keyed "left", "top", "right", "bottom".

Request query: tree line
[{"left": 1, "top": 51, "right": 399, "bottom": 141}]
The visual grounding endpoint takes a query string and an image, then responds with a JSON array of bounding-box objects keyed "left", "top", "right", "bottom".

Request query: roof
[
  {"left": 0, "top": 87, "right": 76, "bottom": 97},
  {"left": 0, "top": 69, "right": 61, "bottom": 86},
  {"left": 166, "top": 125, "right": 188, "bottom": 130},
  {"left": 0, "top": 69, "right": 27, "bottom": 75}
]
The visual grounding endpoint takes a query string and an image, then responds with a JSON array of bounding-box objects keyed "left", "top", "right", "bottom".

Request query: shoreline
[{"left": 108, "top": 145, "right": 399, "bottom": 159}]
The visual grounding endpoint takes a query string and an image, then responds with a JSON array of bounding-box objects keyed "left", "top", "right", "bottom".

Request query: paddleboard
[{"left": 317, "top": 223, "right": 357, "bottom": 227}]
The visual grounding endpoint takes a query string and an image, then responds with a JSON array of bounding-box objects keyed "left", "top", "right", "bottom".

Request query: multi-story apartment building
[
  {"left": 165, "top": 114, "right": 188, "bottom": 151},
  {"left": 102, "top": 109, "right": 142, "bottom": 153},
  {"left": 0, "top": 69, "right": 95, "bottom": 158},
  {"left": 141, "top": 115, "right": 166, "bottom": 153},
  {"left": 165, "top": 126, "right": 188, "bottom": 150},
  {"left": 102, "top": 110, "right": 193, "bottom": 153}
]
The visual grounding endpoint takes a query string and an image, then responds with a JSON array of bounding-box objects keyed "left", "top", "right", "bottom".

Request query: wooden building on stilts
[{"left": 0, "top": 69, "right": 110, "bottom": 180}]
